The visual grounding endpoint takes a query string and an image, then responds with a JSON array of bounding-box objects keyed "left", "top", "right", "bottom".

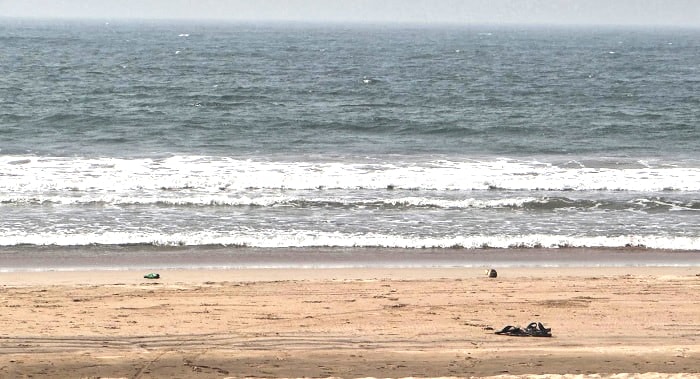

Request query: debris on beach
[{"left": 495, "top": 322, "right": 552, "bottom": 337}]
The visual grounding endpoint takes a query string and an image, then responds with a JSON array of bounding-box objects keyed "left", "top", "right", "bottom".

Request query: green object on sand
[{"left": 144, "top": 273, "right": 160, "bottom": 279}]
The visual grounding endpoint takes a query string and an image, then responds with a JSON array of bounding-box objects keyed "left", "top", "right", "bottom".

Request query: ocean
[{"left": 1, "top": 19, "right": 699, "bottom": 270}]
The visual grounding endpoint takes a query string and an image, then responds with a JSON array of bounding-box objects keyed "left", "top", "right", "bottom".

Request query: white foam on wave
[
  {"left": 0, "top": 191, "right": 539, "bottom": 209},
  {"left": 0, "top": 229, "right": 698, "bottom": 250},
  {"left": 2, "top": 155, "right": 699, "bottom": 197}
]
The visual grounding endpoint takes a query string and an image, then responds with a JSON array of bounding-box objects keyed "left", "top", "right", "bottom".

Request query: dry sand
[{"left": 1, "top": 267, "right": 699, "bottom": 378}]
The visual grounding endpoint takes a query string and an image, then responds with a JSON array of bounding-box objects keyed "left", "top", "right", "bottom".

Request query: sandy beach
[{"left": 1, "top": 266, "right": 699, "bottom": 378}]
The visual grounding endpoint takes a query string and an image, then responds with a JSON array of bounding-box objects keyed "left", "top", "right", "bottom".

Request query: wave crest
[
  {"left": 0, "top": 231, "right": 698, "bottom": 250},
  {"left": 2, "top": 155, "right": 700, "bottom": 193}
]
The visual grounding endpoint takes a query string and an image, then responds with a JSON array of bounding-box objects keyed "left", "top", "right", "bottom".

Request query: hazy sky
[{"left": 1, "top": 0, "right": 699, "bottom": 27}]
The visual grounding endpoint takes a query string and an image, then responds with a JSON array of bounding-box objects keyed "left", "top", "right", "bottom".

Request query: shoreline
[
  {"left": 1, "top": 265, "right": 699, "bottom": 377},
  {"left": 2, "top": 265, "right": 700, "bottom": 286},
  {"left": 2, "top": 246, "right": 700, "bottom": 273}
]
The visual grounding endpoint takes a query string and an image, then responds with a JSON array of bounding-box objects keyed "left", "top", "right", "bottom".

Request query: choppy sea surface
[{"left": 1, "top": 19, "right": 699, "bottom": 269}]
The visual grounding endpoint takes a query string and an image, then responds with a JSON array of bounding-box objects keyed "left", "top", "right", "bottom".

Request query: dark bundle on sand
[{"left": 495, "top": 322, "right": 552, "bottom": 337}]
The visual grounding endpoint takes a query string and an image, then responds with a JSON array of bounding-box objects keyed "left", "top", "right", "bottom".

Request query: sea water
[{"left": 1, "top": 20, "right": 699, "bottom": 269}]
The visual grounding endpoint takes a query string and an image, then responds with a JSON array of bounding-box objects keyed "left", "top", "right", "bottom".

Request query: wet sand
[{"left": 1, "top": 266, "right": 699, "bottom": 378}]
